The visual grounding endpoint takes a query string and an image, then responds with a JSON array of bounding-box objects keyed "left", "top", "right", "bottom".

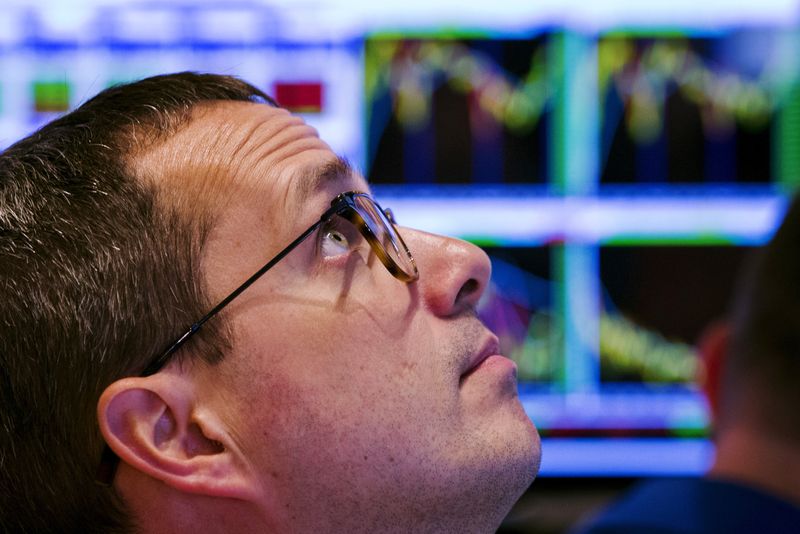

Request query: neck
[{"left": 709, "top": 424, "right": 800, "bottom": 507}]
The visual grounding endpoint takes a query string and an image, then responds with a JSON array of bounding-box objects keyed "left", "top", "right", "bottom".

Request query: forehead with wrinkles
[
  {"left": 128, "top": 100, "right": 343, "bottom": 227},
  {"left": 125, "top": 100, "right": 362, "bottom": 306}
]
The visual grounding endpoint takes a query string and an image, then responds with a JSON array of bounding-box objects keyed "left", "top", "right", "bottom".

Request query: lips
[{"left": 459, "top": 335, "right": 501, "bottom": 383}]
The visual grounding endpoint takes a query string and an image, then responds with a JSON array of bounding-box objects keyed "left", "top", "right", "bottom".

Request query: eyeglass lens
[{"left": 352, "top": 194, "right": 417, "bottom": 280}]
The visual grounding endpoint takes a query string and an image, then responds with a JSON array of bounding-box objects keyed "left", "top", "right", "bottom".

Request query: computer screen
[
  {"left": 365, "top": 36, "right": 552, "bottom": 184},
  {"left": 598, "top": 31, "right": 799, "bottom": 185}
]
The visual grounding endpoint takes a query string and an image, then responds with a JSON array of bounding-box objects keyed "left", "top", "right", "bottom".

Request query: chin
[
  {"left": 513, "top": 416, "right": 542, "bottom": 486},
  {"left": 450, "top": 438, "right": 541, "bottom": 534},
  {"left": 456, "top": 414, "right": 542, "bottom": 524},
  {"left": 494, "top": 404, "right": 542, "bottom": 498}
]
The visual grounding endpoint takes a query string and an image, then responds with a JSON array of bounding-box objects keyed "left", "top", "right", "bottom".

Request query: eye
[
  {"left": 317, "top": 216, "right": 366, "bottom": 264},
  {"left": 320, "top": 227, "right": 351, "bottom": 257}
]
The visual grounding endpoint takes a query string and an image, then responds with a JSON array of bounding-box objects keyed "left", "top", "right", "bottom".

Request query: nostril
[{"left": 455, "top": 278, "right": 480, "bottom": 307}]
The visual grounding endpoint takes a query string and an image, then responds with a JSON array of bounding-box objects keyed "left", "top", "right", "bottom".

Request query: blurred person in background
[
  {"left": 573, "top": 196, "right": 800, "bottom": 534},
  {"left": 0, "top": 72, "right": 540, "bottom": 533}
]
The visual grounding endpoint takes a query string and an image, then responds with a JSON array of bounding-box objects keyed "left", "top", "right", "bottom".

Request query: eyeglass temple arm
[{"left": 141, "top": 212, "right": 335, "bottom": 376}]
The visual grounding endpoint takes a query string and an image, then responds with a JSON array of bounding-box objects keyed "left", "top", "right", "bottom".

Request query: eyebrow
[{"left": 295, "top": 156, "right": 356, "bottom": 204}]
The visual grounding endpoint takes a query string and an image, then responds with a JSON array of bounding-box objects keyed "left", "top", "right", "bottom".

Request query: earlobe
[{"left": 97, "top": 374, "right": 259, "bottom": 500}]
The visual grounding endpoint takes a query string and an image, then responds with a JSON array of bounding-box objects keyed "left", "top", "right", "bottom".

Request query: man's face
[{"left": 150, "top": 101, "right": 540, "bottom": 531}]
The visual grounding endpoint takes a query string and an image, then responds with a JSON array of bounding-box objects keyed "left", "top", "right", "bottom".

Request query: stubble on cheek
[
  {"left": 217, "top": 312, "right": 537, "bottom": 532},
  {"left": 217, "top": 271, "right": 539, "bottom": 519}
]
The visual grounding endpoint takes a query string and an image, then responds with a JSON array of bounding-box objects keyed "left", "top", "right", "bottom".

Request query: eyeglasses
[
  {"left": 141, "top": 190, "right": 417, "bottom": 376},
  {"left": 97, "top": 191, "right": 417, "bottom": 483}
]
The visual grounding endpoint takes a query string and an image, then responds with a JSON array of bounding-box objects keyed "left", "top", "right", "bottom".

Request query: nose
[{"left": 402, "top": 228, "right": 491, "bottom": 317}]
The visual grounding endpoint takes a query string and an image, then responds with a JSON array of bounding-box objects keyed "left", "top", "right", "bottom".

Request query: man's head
[
  {"left": 716, "top": 195, "right": 800, "bottom": 444},
  {"left": 0, "top": 73, "right": 540, "bottom": 532},
  {"left": 698, "top": 194, "right": 800, "bottom": 504}
]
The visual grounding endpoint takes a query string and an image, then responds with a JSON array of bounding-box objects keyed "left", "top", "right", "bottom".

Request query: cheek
[{"left": 223, "top": 302, "right": 455, "bottom": 445}]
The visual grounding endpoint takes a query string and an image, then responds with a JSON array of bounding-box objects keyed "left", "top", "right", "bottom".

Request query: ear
[
  {"left": 97, "top": 371, "right": 259, "bottom": 500},
  {"left": 697, "top": 321, "right": 730, "bottom": 422}
]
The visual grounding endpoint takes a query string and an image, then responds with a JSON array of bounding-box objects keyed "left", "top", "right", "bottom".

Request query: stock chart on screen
[
  {"left": 365, "top": 36, "right": 554, "bottom": 184},
  {"left": 598, "top": 31, "right": 800, "bottom": 186}
]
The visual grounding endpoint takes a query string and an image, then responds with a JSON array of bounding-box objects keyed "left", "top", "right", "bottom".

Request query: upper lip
[{"left": 460, "top": 335, "right": 501, "bottom": 380}]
